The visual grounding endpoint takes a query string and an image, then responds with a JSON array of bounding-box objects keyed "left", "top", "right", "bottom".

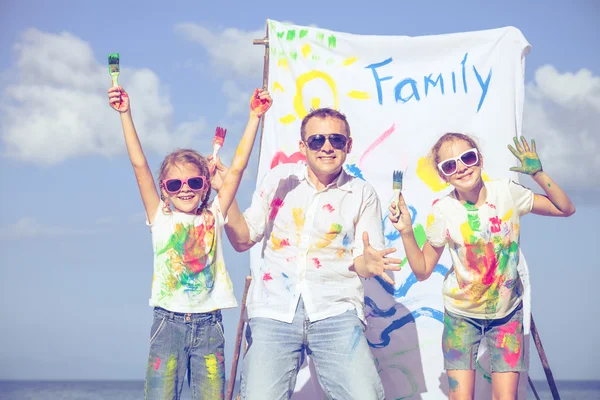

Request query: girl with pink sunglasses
[
  {"left": 108, "top": 85, "right": 272, "bottom": 400},
  {"left": 388, "top": 132, "right": 575, "bottom": 399}
]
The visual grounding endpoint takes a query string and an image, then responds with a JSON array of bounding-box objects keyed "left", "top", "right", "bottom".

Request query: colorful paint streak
[
  {"left": 292, "top": 208, "right": 305, "bottom": 245},
  {"left": 358, "top": 124, "right": 396, "bottom": 168},
  {"left": 269, "top": 198, "right": 284, "bottom": 221},
  {"left": 270, "top": 151, "right": 306, "bottom": 169},
  {"left": 442, "top": 314, "right": 468, "bottom": 362},
  {"left": 270, "top": 233, "right": 291, "bottom": 250},
  {"left": 202, "top": 353, "right": 223, "bottom": 399},
  {"left": 347, "top": 90, "right": 371, "bottom": 99},
  {"left": 153, "top": 357, "right": 161, "bottom": 371},
  {"left": 322, "top": 204, "right": 335, "bottom": 212},
  {"left": 164, "top": 354, "right": 177, "bottom": 398},
  {"left": 416, "top": 156, "right": 447, "bottom": 192},
  {"left": 495, "top": 320, "right": 522, "bottom": 368},
  {"left": 312, "top": 257, "right": 322, "bottom": 268},
  {"left": 344, "top": 163, "right": 365, "bottom": 180},
  {"left": 347, "top": 325, "right": 361, "bottom": 359},
  {"left": 315, "top": 223, "right": 343, "bottom": 248},
  {"left": 343, "top": 57, "right": 358, "bottom": 66},
  {"left": 280, "top": 114, "right": 296, "bottom": 125},
  {"left": 367, "top": 306, "right": 443, "bottom": 348},
  {"left": 272, "top": 81, "right": 284, "bottom": 92},
  {"left": 448, "top": 376, "right": 459, "bottom": 392}
]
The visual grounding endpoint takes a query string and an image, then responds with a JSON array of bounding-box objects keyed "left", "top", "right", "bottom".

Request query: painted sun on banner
[{"left": 249, "top": 19, "right": 533, "bottom": 399}]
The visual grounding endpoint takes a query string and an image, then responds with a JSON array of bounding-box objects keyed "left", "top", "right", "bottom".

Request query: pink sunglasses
[{"left": 161, "top": 176, "right": 207, "bottom": 194}]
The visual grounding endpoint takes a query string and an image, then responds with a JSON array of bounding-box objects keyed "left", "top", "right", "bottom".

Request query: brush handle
[{"left": 111, "top": 74, "right": 119, "bottom": 87}]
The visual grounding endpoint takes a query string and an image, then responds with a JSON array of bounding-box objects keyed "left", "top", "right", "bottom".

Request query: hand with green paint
[{"left": 508, "top": 135, "right": 542, "bottom": 176}]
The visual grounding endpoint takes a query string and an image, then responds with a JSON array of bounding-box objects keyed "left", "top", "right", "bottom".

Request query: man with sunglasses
[{"left": 224, "top": 108, "right": 401, "bottom": 399}]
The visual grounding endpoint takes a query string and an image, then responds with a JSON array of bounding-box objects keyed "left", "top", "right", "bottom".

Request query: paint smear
[
  {"left": 311, "top": 97, "right": 321, "bottom": 109},
  {"left": 301, "top": 43, "right": 311, "bottom": 58},
  {"left": 269, "top": 198, "right": 284, "bottom": 221},
  {"left": 347, "top": 90, "right": 371, "bottom": 100},
  {"left": 359, "top": 124, "right": 395, "bottom": 168},
  {"left": 202, "top": 354, "right": 223, "bottom": 399},
  {"left": 496, "top": 320, "right": 522, "bottom": 368},
  {"left": 347, "top": 325, "right": 362, "bottom": 359},
  {"left": 315, "top": 223, "right": 343, "bottom": 248},
  {"left": 277, "top": 59, "right": 288, "bottom": 69},
  {"left": 322, "top": 204, "right": 335, "bottom": 212},
  {"left": 270, "top": 151, "right": 306, "bottom": 169},
  {"left": 343, "top": 57, "right": 358, "bottom": 66},
  {"left": 272, "top": 81, "right": 285, "bottom": 92},
  {"left": 153, "top": 357, "right": 161, "bottom": 371},
  {"left": 312, "top": 258, "right": 322, "bottom": 268},
  {"left": 448, "top": 376, "right": 459, "bottom": 392},
  {"left": 416, "top": 156, "right": 447, "bottom": 192},
  {"left": 344, "top": 163, "right": 365, "bottom": 180},
  {"left": 263, "top": 272, "right": 273, "bottom": 282},
  {"left": 328, "top": 34, "right": 337, "bottom": 48},
  {"left": 279, "top": 114, "right": 296, "bottom": 125},
  {"left": 270, "top": 233, "right": 291, "bottom": 251},
  {"left": 299, "top": 29, "right": 308, "bottom": 38},
  {"left": 163, "top": 354, "right": 177, "bottom": 398}
]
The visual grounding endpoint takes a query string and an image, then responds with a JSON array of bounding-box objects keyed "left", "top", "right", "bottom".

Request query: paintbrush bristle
[
  {"left": 213, "top": 126, "right": 227, "bottom": 147},
  {"left": 108, "top": 53, "right": 120, "bottom": 73},
  {"left": 392, "top": 170, "right": 404, "bottom": 190}
]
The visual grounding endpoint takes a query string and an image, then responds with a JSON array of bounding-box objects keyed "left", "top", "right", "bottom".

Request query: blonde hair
[
  {"left": 430, "top": 133, "right": 482, "bottom": 179},
  {"left": 157, "top": 149, "right": 211, "bottom": 215}
]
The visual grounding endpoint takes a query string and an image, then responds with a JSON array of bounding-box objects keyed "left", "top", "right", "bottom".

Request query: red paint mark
[
  {"left": 280, "top": 238, "right": 291, "bottom": 247},
  {"left": 262, "top": 272, "right": 273, "bottom": 282},
  {"left": 269, "top": 198, "right": 284, "bottom": 221},
  {"left": 270, "top": 151, "right": 306, "bottom": 169},
  {"left": 153, "top": 357, "right": 161, "bottom": 370},
  {"left": 322, "top": 204, "right": 335, "bottom": 212},
  {"left": 495, "top": 320, "right": 522, "bottom": 368},
  {"left": 312, "top": 258, "right": 322, "bottom": 268},
  {"left": 465, "top": 242, "right": 498, "bottom": 285},
  {"left": 286, "top": 256, "right": 296, "bottom": 262},
  {"left": 486, "top": 202, "right": 496, "bottom": 209},
  {"left": 432, "top": 198, "right": 440, "bottom": 206},
  {"left": 358, "top": 124, "right": 395, "bottom": 168},
  {"left": 489, "top": 216, "right": 502, "bottom": 233},
  {"left": 250, "top": 88, "right": 272, "bottom": 116}
]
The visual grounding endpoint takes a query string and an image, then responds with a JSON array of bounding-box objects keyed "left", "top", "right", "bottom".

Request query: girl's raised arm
[{"left": 109, "top": 87, "right": 160, "bottom": 223}]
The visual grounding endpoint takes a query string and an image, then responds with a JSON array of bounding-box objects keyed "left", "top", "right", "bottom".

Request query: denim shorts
[
  {"left": 144, "top": 307, "right": 226, "bottom": 400},
  {"left": 442, "top": 302, "right": 526, "bottom": 373}
]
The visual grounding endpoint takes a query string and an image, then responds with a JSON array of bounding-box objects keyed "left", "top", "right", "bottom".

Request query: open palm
[{"left": 508, "top": 135, "right": 542, "bottom": 175}]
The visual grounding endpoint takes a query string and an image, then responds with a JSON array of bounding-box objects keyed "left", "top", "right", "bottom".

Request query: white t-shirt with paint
[
  {"left": 426, "top": 178, "right": 534, "bottom": 319},
  {"left": 147, "top": 199, "right": 237, "bottom": 313}
]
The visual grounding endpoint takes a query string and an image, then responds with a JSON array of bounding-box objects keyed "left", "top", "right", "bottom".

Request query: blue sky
[{"left": 0, "top": 0, "right": 598, "bottom": 383}]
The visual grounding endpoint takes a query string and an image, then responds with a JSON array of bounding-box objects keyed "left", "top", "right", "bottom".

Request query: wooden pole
[
  {"left": 530, "top": 313, "right": 561, "bottom": 400},
  {"left": 226, "top": 276, "right": 252, "bottom": 400},
  {"left": 528, "top": 376, "right": 541, "bottom": 400},
  {"left": 253, "top": 21, "right": 270, "bottom": 165}
]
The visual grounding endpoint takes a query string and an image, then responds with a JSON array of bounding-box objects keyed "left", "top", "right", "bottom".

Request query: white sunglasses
[{"left": 437, "top": 148, "right": 479, "bottom": 176}]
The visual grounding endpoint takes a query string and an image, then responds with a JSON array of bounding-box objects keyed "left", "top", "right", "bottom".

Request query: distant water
[{"left": 0, "top": 380, "right": 599, "bottom": 399}]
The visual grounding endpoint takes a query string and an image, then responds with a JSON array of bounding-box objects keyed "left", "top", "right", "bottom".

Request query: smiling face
[
  {"left": 299, "top": 116, "right": 352, "bottom": 187},
  {"left": 161, "top": 162, "right": 208, "bottom": 214},
  {"left": 436, "top": 138, "right": 484, "bottom": 194}
]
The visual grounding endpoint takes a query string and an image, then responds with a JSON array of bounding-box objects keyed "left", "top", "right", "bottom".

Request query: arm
[
  {"left": 217, "top": 89, "right": 272, "bottom": 219},
  {"left": 108, "top": 87, "right": 159, "bottom": 223},
  {"left": 208, "top": 154, "right": 258, "bottom": 252},
  {"left": 507, "top": 135, "right": 575, "bottom": 217},
  {"left": 389, "top": 194, "right": 444, "bottom": 281}
]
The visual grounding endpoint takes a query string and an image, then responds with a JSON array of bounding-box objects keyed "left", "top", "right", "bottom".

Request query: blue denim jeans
[
  {"left": 240, "top": 298, "right": 385, "bottom": 400},
  {"left": 144, "top": 307, "right": 226, "bottom": 400}
]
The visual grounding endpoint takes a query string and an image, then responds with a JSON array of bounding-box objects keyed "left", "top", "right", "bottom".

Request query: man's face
[{"left": 299, "top": 116, "right": 352, "bottom": 180}]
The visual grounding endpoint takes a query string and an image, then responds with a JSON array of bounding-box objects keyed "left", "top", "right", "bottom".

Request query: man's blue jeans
[{"left": 240, "top": 297, "right": 385, "bottom": 400}]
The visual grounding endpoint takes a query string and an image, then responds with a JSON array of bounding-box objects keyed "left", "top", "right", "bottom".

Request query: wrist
[{"left": 400, "top": 228, "right": 414, "bottom": 238}]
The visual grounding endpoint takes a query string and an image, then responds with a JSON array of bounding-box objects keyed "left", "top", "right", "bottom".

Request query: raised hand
[
  {"left": 508, "top": 135, "right": 542, "bottom": 175},
  {"left": 207, "top": 155, "right": 229, "bottom": 192},
  {"left": 108, "top": 86, "right": 130, "bottom": 113},
  {"left": 388, "top": 193, "right": 413, "bottom": 235},
  {"left": 354, "top": 231, "right": 402, "bottom": 285},
  {"left": 250, "top": 88, "right": 272, "bottom": 117}
]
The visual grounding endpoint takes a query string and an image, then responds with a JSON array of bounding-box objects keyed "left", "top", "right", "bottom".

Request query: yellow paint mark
[
  {"left": 501, "top": 209, "right": 513, "bottom": 222},
  {"left": 164, "top": 354, "right": 177, "bottom": 397},
  {"left": 343, "top": 57, "right": 358, "bottom": 66},
  {"left": 416, "top": 156, "right": 447, "bottom": 192},
  {"left": 293, "top": 70, "right": 339, "bottom": 119},
  {"left": 301, "top": 43, "right": 311, "bottom": 58},
  {"left": 460, "top": 221, "right": 473, "bottom": 242},
  {"left": 426, "top": 214, "right": 435, "bottom": 229},
  {"left": 205, "top": 354, "right": 219, "bottom": 380},
  {"left": 482, "top": 172, "right": 491, "bottom": 181},
  {"left": 311, "top": 97, "right": 321, "bottom": 109},
  {"left": 203, "top": 354, "right": 222, "bottom": 398},
  {"left": 278, "top": 58, "right": 289, "bottom": 69},
  {"left": 347, "top": 90, "right": 370, "bottom": 100},
  {"left": 270, "top": 233, "right": 290, "bottom": 251},
  {"left": 279, "top": 114, "right": 296, "bottom": 125},
  {"left": 292, "top": 208, "right": 305, "bottom": 245},
  {"left": 272, "top": 81, "right": 285, "bottom": 92},
  {"left": 315, "top": 223, "right": 343, "bottom": 249}
]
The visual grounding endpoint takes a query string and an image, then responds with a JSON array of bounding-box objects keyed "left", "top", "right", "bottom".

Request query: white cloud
[
  {"left": 0, "top": 217, "right": 96, "bottom": 240},
  {"left": 174, "top": 23, "right": 266, "bottom": 80},
  {"left": 523, "top": 65, "right": 600, "bottom": 199},
  {"left": 0, "top": 28, "right": 207, "bottom": 165}
]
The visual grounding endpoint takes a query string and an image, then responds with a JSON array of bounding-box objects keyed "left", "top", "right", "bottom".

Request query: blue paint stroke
[
  {"left": 374, "top": 264, "right": 449, "bottom": 298},
  {"left": 344, "top": 163, "right": 365, "bottom": 180},
  {"left": 368, "top": 307, "right": 444, "bottom": 348},
  {"left": 347, "top": 325, "right": 362, "bottom": 359}
]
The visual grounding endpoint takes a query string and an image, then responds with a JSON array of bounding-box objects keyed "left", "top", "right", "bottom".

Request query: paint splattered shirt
[
  {"left": 147, "top": 199, "right": 237, "bottom": 313},
  {"left": 426, "top": 178, "right": 534, "bottom": 319},
  {"left": 243, "top": 163, "right": 385, "bottom": 323}
]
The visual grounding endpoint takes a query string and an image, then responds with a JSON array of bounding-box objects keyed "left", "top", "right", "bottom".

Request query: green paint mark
[
  {"left": 448, "top": 376, "right": 459, "bottom": 392},
  {"left": 399, "top": 224, "right": 427, "bottom": 267},
  {"left": 299, "top": 29, "right": 308, "bottom": 38},
  {"left": 316, "top": 32, "right": 324, "bottom": 41},
  {"left": 277, "top": 31, "right": 284, "bottom": 39},
  {"left": 269, "top": 21, "right": 277, "bottom": 31},
  {"left": 328, "top": 34, "right": 337, "bottom": 48},
  {"left": 164, "top": 354, "right": 177, "bottom": 397},
  {"left": 311, "top": 55, "right": 320, "bottom": 61},
  {"left": 290, "top": 51, "right": 298, "bottom": 60},
  {"left": 463, "top": 201, "right": 481, "bottom": 232},
  {"left": 548, "top": 183, "right": 551, "bottom": 188},
  {"left": 286, "top": 30, "right": 296, "bottom": 41},
  {"left": 278, "top": 49, "right": 285, "bottom": 57},
  {"left": 523, "top": 157, "right": 542, "bottom": 175}
]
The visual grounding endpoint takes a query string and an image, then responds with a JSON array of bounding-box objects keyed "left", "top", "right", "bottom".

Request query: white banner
[{"left": 250, "top": 19, "right": 532, "bottom": 399}]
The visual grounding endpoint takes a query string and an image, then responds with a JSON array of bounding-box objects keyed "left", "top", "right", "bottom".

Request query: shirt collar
[{"left": 299, "top": 165, "right": 354, "bottom": 192}]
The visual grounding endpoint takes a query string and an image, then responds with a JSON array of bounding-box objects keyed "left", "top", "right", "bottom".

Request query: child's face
[
  {"left": 161, "top": 162, "right": 207, "bottom": 214},
  {"left": 437, "top": 139, "right": 483, "bottom": 193}
]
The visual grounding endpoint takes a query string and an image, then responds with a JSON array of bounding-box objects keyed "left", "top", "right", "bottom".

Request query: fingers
[
  {"left": 380, "top": 272, "right": 395, "bottom": 286},
  {"left": 384, "top": 257, "right": 403, "bottom": 265},
  {"left": 385, "top": 264, "right": 402, "bottom": 272},
  {"left": 398, "top": 193, "right": 409, "bottom": 214},
  {"left": 512, "top": 136, "right": 523, "bottom": 153},
  {"left": 362, "top": 231, "right": 370, "bottom": 248},
  {"left": 380, "top": 247, "right": 398, "bottom": 257},
  {"left": 520, "top": 135, "right": 530, "bottom": 152},
  {"left": 509, "top": 166, "right": 525, "bottom": 173},
  {"left": 531, "top": 138, "right": 537, "bottom": 154},
  {"left": 507, "top": 144, "right": 521, "bottom": 159}
]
